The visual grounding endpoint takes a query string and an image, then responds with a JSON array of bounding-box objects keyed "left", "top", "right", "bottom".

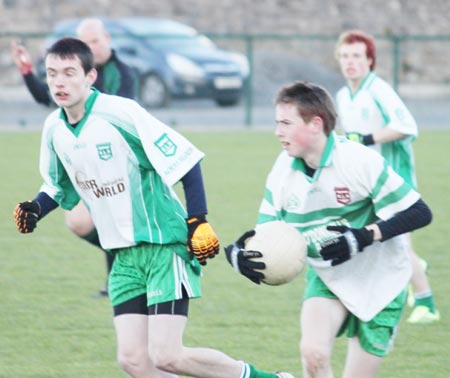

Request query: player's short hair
[
  {"left": 46, "top": 37, "right": 94, "bottom": 74},
  {"left": 275, "top": 81, "right": 337, "bottom": 136},
  {"left": 335, "top": 30, "right": 377, "bottom": 70}
]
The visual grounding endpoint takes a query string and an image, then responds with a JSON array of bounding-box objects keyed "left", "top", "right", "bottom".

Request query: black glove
[
  {"left": 224, "top": 230, "right": 266, "bottom": 284},
  {"left": 13, "top": 200, "right": 41, "bottom": 233},
  {"left": 186, "top": 215, "right": 220, "bottom": 265},
  {"left": 320, "top": 225, "right": 374, "bottom": 266},
  {"left": 346, "top": 132, "right": 375, "bottom": 146}
]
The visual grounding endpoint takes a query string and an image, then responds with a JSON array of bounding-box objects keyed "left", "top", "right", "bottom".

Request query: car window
[
  {"left": 147, "top": 36, "right": 216, "bottom": 50},
  {"left": 120, "top": 19, "right": 196, "bottom": 36}
]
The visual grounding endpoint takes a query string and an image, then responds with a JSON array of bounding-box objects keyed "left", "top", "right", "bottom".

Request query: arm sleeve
[
  {"left": 23, "top": 72, "right": 53, "bottom": 107},
  {"left": 39, "top": 121, "right": 81, "bottom": 210},
  {"left": 371, "top": 80, "right": 417, "bottom": 138},
  {"left": 377, "top": 199, "right": 432, "bottom": 241},
  {"left": 180, "top": 163, "right": 207, "bottom": 217},
  {"left": 34, "top": 191, "right": 59, "bottom": 219},
  {"left": 131, "top": 101, "right": 204, "bottom": 187}
]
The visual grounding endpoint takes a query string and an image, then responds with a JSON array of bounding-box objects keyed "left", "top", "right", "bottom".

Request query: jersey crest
[
  {"left": 285, "top": 193, "right": 301, "bottom": 211},
  {"left": 155, "top": 133, "right": 177, "bottom": 157},
  {"left": 96, "top": 143, "right": 113, "bottom": 161},
  {"left": 334, "top": 186, "right": 351, "bottom": 205}
]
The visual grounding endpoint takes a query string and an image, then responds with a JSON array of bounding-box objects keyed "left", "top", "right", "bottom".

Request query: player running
[
  {"left": 11, "top": 18, "right": 138, "bottom": 297},
  {"left": 335, "top": 30, "right": 439, "bottom": 324},
  {"left": 225, "top": 81, "right": 432, "bottom": 377},
  {"left": 13, "top": 37, "right": 294, "bottom": 378}
]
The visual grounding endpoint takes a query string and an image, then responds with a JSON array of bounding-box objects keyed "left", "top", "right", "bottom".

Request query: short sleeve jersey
[
  {"left": 336, "top": 72, "right": 418, "bottom": 188},
  {"left": 257, "top": 133, "right": 420, "bottom": 321},
  {"left": 39, "top": 90, "right": 204, "bottom": 251}
]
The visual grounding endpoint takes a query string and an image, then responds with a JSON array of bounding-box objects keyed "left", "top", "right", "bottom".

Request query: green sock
[
  {"left": 415, "top": 292, "right": 436, "bottom": 313},
  {"left": 247, "top": 363, "right": 277, "bottom": 378}
]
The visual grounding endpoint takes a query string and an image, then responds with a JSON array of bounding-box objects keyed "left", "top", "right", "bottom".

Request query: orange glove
[
  {"left": 186, "top": 216, "right": 220, "bottom": 265},
  {"left": 13, "top": 200, "right": 41, "bottom": 233}
]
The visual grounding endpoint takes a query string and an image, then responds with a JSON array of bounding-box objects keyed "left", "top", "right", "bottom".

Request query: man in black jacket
[
  {"left": 11, "top": 18, "right": 137, "bottom": 297},
  {"left": 12, "top": 18, "right": 136, "bottom": 104}
]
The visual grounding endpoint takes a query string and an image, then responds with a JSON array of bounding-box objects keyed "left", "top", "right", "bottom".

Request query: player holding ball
[{"left": 225, "top": 81, "right": 432, "bottom": 378}]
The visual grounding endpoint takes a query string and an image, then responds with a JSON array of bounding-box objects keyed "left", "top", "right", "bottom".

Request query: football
[{"left": 245, "top": 220, "right": 307, "bottom": 286}]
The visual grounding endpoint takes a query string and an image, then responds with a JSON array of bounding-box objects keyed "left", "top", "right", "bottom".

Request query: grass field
[{"left": 1, "top": 130, "right": 449, "bottom": 378}]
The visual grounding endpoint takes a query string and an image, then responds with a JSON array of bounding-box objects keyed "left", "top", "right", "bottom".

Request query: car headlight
[
  {"left": 228, "top": 52, "right": 250, "bottom": 78},
  {"left": 167, "top": 53, "right": 205, "bottom": 81}
]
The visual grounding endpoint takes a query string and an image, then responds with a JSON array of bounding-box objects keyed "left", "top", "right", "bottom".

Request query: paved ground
[{"left": 1, "top": 85, "right": 449, "bottom": 131}]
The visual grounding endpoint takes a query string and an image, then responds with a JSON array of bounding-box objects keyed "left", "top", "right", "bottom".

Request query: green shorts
[
  {"left": 108, "top": 243, "right": 202, "bottom": 307},
  {"left": 304, "top": 268, "right": 406, "bottom": 357}
]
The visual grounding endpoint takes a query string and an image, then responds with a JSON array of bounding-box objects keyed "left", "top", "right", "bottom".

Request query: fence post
[
  {"left": 392, "top": 35, "right": 401, "bottom": 92},
  {"left": 244, "top": 35, "right": 253, "bottom": 127}
]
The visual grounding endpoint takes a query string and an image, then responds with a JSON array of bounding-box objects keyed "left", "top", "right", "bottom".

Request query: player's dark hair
[
  {"left": 275, "top": 81, "right": 337, "bottom": 136},
  {"left": 46, "top": 37, "right": 94, "bottom": 74},
  {"left": 336, "top": 30, "right": 377, "bottom": 70}
]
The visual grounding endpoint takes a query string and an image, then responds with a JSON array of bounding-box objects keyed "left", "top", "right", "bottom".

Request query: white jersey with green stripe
[
  {"left": 39, "top": 90, "right": 204, "bottom": 250},
  {"left": 257, "top": 133, "right": 420, "bottom": 321},
  {"left": 336, "top": 72, "right": 418, "bottom": 188}
]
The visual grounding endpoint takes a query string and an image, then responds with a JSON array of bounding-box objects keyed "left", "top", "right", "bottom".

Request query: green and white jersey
[
  {"left": 336, "top": 72, "right": 418, "bottom": 188},
  {"left": 39, "top": 90, "right": 204, "bottom": 251},
  {"left": 257, "top": 133, "right": 420, "bottom": 321}
]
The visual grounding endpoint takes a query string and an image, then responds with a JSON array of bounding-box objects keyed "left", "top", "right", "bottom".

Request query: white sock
[
  {"left": 414, "top": 290, "right": 432, "bottom": 299},
  {"left": 239, "top": 361, "right": 251, "bottom": 378}
]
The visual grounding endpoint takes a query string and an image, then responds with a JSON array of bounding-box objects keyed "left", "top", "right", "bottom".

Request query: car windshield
[
  {"left": 137, "top": 35, "right": 216, "bottom": 51},
  {"left": 50, "top": 18, "right": 218, "bottom": 52},
  {"left": 121, "top": 18, "right": 196, "bottom": 36},
  {"left": 113, "top": 19, "right": 217, "bottom": 51}
]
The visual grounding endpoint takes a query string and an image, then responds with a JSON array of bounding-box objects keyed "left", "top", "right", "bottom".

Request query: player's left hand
[
  {"left": 186, "top": 216, "right": 219, "bottom": 265},
  {"left": 13, "top": 200, "right": 41, "bottom": 233},
  {"left": 346, "top": 132, "right": 375, "bottom": 146},
  {"left": 320, "top": 225, "right": 374, "bottom": 266},
  {"left": 224, "top": 230, "right": 266, "bottom": 284}
]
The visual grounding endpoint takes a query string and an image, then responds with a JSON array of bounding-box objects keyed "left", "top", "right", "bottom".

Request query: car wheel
[
  {"left": 215, "top": 96, "right": 241, "bottom": 107},
  {"left": 139, "top": 73, "right": 170, "bottom": 108}
]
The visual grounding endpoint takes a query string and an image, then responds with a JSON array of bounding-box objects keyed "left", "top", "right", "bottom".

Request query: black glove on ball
[{"left": 224, "top": 230, "right": 266, "bottom": 284}]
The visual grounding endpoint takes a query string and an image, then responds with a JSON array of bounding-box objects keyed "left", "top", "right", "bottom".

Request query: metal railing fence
[{"left": 1, "top": 31, "right": 449, "bottom": 127}]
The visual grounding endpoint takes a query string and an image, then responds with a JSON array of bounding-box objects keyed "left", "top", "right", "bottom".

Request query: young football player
[
  {"left": 225, "top": 81, "right": 432, "bottom": 377},
  {"left": 335, "top": 30, "right": 439, "bottom": 324},
  {"left": 11, "top": 18, "right": 137, "bottom": 297},
  {"left": 13, "top": 36, "right": 294, "bottom": 378}
]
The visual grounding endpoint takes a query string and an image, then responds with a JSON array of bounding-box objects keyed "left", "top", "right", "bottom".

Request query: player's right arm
[
  {"left": 23, "top": 74, "right": 53, "bottom": 106},
  {"left": 11, "top": 41, "right": 53, "bottom": 107}
]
